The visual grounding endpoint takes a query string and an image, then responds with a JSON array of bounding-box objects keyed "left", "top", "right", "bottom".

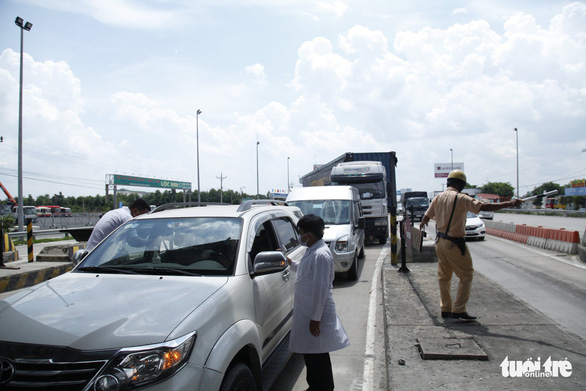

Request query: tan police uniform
[{"left": 424, "top": 187, "right": 483, "bottom": 313}]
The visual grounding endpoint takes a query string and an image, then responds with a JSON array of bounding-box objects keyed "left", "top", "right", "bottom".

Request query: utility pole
[{"left": 217, "top": 172, "right": 227, "bottom": 203}]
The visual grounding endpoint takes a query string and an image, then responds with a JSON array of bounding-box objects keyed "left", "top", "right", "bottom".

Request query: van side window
[{"left": 272, "top": 217, "right": 299, "bottom": 252}]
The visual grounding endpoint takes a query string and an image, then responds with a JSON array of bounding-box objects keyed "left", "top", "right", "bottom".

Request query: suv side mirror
[
  {"left": 253, "top": 251, "right": 288, "bottom": 276},
  {"left": 72, "top": 249, "right": 88, "bottom": 266}
]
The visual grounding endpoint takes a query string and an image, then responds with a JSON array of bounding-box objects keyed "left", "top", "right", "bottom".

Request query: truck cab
[
  {"left": 401, "top": 191, "right": 429, "bottom": 222},
  {"left": 330, "top": 161, "right": 390, "bottom": 244}
]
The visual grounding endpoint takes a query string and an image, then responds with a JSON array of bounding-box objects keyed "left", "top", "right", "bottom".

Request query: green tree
[{"left": 480, "top": 182, "right": 515, "bottom": 198}]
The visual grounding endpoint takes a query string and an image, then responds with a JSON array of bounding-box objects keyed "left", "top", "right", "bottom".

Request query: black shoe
[
  {"left": 451, "top": 312, "right": 477, "bottom": 321},
  {"left": 441, "top": 312, "right": 452, "bottom": 319}
]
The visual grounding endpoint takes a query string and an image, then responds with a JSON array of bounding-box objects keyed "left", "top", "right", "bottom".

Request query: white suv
[{"left": 0, "top": 200, "right": 305, "bottom": 391}]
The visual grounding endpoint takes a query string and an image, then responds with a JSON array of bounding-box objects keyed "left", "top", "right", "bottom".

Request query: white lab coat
[{"left": 289, "top": 239, "right": 350, "bottom": 354}]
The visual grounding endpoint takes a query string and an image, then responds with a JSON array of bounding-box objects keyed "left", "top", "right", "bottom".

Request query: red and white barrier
[{"left": 485, "top": 221, "right": 580, "bottom": 254}]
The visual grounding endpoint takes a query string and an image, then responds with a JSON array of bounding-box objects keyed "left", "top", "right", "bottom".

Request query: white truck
[{"left": 330, "top": 161, "right": 390, "bottom": 244}]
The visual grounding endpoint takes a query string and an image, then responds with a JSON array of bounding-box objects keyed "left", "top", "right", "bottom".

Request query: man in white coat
[{"left": 289, "top": 214, "right": 350, "bottom": 391}]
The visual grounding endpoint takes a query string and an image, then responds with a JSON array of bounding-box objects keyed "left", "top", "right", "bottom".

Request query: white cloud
[
  {"left": 1, "top": 1, "right": 585, "bottom": 198},
  {"left": 24, "top": 0, "right": 185, "bottom": 30},
  {"left": 244, "top": 63, "right": 267, "bottom": 85}
]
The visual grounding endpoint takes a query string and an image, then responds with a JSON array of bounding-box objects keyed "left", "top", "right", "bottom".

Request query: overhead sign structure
[
  {"left": 112, "top": 175, "right": 191, "bottom": 190},
  {"left": 434, "top": 162, "right": 465, "bottom": 178}
]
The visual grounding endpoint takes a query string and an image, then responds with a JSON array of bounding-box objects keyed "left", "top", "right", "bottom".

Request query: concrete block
[{"left": 36, "top": 243, "right": 86, "bottom": 263}]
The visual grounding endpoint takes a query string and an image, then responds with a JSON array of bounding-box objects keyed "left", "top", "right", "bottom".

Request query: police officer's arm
[
  {"left": 420, "top": 215, "right": 430, "bottom": 229},
  {"left": 480, "top": 199, "right": 522, "bottom": 211}
]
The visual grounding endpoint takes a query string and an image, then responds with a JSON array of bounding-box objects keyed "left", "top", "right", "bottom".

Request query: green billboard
[{"left": 113, "top": 175, "right": 191, "bottom": 190}]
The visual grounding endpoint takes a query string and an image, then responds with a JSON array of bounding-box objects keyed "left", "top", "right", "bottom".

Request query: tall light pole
[
  {"left": 196, "top": 109, "right": 202, "bottom": 203},
  {"left": 450, "top": 149, "right": 453, "bottom": 170},
  {"left": 287, "top": 157, "right": 290, "bottom": 193},
  {"left": 15, "top": 16, "right": 32, "bottom": 232},
  {"left": 514, "top": 127, "right": 519, "bottom": 199},
  {"left": 256, "top": 141, "right": 260, "bottom": 199}
]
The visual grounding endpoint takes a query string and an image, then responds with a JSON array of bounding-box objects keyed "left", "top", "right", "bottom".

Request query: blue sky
[{"left": 0, "top": 0, "right": 585, "bottom": 199}]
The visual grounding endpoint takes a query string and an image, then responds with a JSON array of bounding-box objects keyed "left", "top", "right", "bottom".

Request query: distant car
[
  {"left": 60, "top": 207, "right": 72, "bottom": 217},
  {"left": 465, "top": 211, "right": 486, "bottom": 240},
  {"left": 478, "top": 210, "right": 494, "bottom": 220},
  {"left": 397, "top": 202, "right": 404, "bottom": 214}
]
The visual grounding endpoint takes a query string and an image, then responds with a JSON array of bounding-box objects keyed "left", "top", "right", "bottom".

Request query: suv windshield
[
  {"left": 288, "top": 200, "right": 351, "bottom": 225},
  {"left": 78, "top": 217, "right": 242, "bottom": 276}
]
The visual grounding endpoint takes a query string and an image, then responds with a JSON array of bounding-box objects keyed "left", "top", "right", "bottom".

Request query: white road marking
[{"left": 362, "top": 243, "right": 388, "bottom": 391}]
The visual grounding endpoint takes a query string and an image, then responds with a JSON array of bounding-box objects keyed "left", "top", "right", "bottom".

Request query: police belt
[{"left": 437, "top": 232, "right": 467, "bottom": 255}]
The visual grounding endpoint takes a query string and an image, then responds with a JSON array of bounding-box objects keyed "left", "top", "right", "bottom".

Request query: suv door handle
[{"left": 282, "top": 269, "right": 290, "bottom": 282}]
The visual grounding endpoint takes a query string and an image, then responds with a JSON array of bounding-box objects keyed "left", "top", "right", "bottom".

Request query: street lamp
[
  {"left": 514, "top": 127, "right": 519, "bottom": 199},
  {"left": 196, "top": 109, "right": 202, "bottom": 203},
  {"left": 450, "top": 149, "right": 453, "bottom": 170},
  {"left": 287, "top": 157, "right": 290, "bottom": 193},
  {"left": 15, "top": 16, "right": 32, "bottom": 232},
  {"left": 256, "top": 141, "right": 260, "bottom": 199}
]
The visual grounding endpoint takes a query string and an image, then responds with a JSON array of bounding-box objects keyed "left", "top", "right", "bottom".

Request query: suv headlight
[
  {"left": 335, "top": 236, "right": 349, "bottom": 253},
  {"left": 93, "top": 332, "right": 196, "bottom": 391}
]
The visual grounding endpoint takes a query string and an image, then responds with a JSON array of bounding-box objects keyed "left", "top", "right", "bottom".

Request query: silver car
[{"left": 0, "top": 201, "right": 305, "bottom": 391}]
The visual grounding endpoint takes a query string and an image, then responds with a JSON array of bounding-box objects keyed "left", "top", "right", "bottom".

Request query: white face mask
[{"left": 300, "top": 232, "right": 310, "bottom": 246}]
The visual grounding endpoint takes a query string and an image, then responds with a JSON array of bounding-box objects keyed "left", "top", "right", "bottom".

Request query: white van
[{"left": 286, "top": 186, "right": 365, "bottom": 280}]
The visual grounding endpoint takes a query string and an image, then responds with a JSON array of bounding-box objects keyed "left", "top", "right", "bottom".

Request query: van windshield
[{"left": 287, "top": 200, "right": 351, "bottom": 225}]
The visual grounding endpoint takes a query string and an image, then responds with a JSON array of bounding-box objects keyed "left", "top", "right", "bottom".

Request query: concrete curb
[{"left": 0, "top": 263, "right": 73, "bottom": 293}]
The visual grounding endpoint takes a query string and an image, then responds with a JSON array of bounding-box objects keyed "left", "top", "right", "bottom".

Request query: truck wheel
[
  {"left": 379, "top": 236, "right": 387, "bottom": 245},
  {"left": 220, "top": 363, "right": 257, "bottom": 391},
  {"left": 347, "top": 252, "right": 358, "bottom": 281}
]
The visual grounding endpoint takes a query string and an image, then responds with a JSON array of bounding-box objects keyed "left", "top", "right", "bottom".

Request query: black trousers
[{"left": 303, "top": 353, "right": 334, "bottom": 391}]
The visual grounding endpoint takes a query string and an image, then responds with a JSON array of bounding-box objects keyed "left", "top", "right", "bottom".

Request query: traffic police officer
[{"left": 420, "top": 170, "right": 522, "bottom": 320}]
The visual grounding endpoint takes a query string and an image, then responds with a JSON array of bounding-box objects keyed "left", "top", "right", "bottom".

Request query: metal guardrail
[{"left": 7, "top": 228, "right": 74, "bottom": 241}]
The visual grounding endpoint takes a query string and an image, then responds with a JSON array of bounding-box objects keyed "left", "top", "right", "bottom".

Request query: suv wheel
[{"left": 220, "top": 363, "right": 257, "bottom": 391}]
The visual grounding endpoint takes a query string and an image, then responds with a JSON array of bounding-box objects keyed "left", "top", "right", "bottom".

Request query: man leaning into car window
[{"left": 86, "top": 198, "right": 151, "bottom": 251}]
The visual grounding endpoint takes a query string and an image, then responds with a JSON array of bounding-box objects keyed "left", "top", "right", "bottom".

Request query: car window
[
  {"left": 250, "top": 221, "right": 278, "bottom": 261},
  {"left": 79, "top": 217, "right": 242, "bottom": 276},
  {"left": 272, "top": 217, "right": 299, "bottom": 252}
]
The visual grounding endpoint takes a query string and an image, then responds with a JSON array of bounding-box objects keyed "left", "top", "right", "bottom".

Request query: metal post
[
  {"left": 196, "top": 109, "right": 202, "bottom": 203},
  {"left": 26, "top": 218, "right": 33, "bottom": 262},
  {"left": 0, "top": 226, "right": 5, "bottom": 267},
  {"left": 256, "top": 141, "right": 260, "bottom": 199},
  {"left": 15, "top": 17, "right": 32, "bottom": 232},
  {"left": 514, "top": 128, "right": 519, "bottom": 199},
  {"left": 287, "top": 157, "right": 290, "bottom": 193},
  {"left": 398, "top": 219, "right": 410, "bottom": 273}
]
